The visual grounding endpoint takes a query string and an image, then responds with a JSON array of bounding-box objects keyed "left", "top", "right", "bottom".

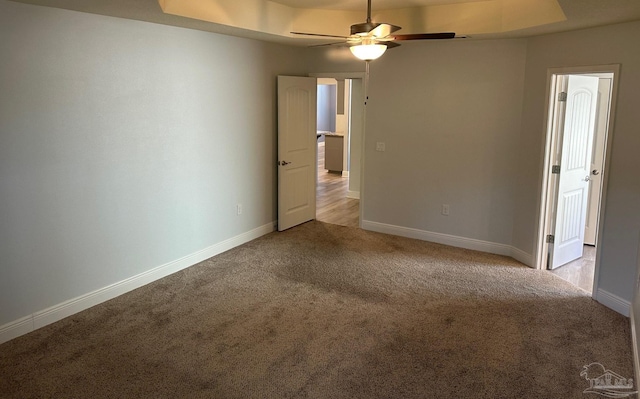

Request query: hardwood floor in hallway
[{"left": 316, "top": 142, "right": 359, "bottom": 228}]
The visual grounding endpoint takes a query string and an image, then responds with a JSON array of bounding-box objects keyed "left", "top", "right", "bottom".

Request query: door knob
[
  {"left": 592, "top": 169, "right": 600, "bottom": 175},
  {"left": 279, "top": 160, "right": 291, "bottom": 166},
  {"left": 583, "top": 175, "right": 590, "bottom": 182}
]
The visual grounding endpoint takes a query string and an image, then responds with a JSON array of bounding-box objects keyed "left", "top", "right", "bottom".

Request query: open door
[
  {"left": 549, "top": 75, "right": 599, "bottom": 269},
  {"left": 277, "top": 76, "right": 317, "bottom": 231}
]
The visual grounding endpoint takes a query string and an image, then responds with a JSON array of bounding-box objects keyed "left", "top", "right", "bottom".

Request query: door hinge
[
  {"left": 552, "top": 165, "right": 561, "bottom": 174},
  {"left": 558, "top": 92, "right": 567, "bottom": 102},
  {"left": 546, "top": 234, "right": 555, "bottom": 244}
]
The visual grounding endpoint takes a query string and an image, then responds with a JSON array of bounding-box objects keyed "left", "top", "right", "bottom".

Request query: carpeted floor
[{"left": 0, "top": 221, "right": 634, "bottom": 398}]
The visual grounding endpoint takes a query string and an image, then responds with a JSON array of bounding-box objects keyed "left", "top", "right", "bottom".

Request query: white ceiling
[{"left": 7, "top": 0, "right": 640, "bottom": 45}]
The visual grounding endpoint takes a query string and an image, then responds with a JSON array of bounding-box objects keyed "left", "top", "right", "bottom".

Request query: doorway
[
  {"left": 537, "top": 65, "right": 620, "bottom": 297},
  {"left": 314, "top": 76, "right": 365, "bottom": 228}
]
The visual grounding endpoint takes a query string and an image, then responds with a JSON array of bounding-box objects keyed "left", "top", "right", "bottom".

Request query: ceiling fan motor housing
[{"left": 351, "top": 21, "right": 380, "bottom": 35}]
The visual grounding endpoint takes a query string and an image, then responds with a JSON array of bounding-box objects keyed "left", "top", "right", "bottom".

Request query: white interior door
[
  {"left": 550, "top": 75, "right": 599, "bottom": 269},
  {"left": 277, "top": 76, "right": 317, "bottom": 231}
]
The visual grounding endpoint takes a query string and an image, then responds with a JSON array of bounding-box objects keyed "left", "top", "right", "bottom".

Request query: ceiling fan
[{"left": 291, "top": 0, "right": 457, "bottom": 61}]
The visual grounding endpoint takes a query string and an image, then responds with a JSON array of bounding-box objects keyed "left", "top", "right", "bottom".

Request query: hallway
[{"left": 316, "top": 141, "right": 359, "bottom": 228}]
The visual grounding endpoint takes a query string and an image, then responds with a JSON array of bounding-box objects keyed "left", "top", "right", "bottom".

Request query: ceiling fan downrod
[{"left": 351, "top": 0, "right": 378, "bottom": 35}]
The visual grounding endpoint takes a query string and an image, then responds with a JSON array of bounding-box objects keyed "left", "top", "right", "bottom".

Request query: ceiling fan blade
[
  {"left": 291, "top": 32, "right": 350, "bottom": 39},
  {"left": 309, "top": 42, "right": 349, "bottom": 48},
  {"left": 384, "top": 41, "right": 401, "bottom": 49},
  {"left": 392, "top": 32, "right": 456, "bottom": 40},
  {"left": 369, "top": 23, "right": 401, "bottom": 38}
]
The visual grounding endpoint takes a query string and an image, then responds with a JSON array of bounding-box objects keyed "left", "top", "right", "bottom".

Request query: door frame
[
  {"left": 583, "top": 75, "right": 613, "bottom": 247},
  {"left": 309, "top": 72, "right": 367, "bottom": 227},
  {"left": 535, "top": 64, "right": 620, "bottom": 295}
]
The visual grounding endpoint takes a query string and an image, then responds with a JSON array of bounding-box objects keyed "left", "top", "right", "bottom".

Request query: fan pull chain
[{"left": 364, "top": 60, "right": 370, "bottom": 106}]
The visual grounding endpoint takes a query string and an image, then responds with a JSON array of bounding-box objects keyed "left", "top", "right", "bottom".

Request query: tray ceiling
[{"left": 7, "top": 0, "right": 640, "bottom": 45}]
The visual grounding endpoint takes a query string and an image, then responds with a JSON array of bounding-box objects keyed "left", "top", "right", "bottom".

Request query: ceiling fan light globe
[{"left": 350, "top": 44, "right": 387, "bottom": 61}]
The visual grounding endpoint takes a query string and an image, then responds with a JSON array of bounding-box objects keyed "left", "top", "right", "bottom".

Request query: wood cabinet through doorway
[{"left": 324, "top": 135, "right": 344, "bottom": 172}]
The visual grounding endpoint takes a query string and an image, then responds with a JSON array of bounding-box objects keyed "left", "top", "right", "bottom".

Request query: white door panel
[{"left": 277, "top": 76, "right": 317, "bottom": 231}]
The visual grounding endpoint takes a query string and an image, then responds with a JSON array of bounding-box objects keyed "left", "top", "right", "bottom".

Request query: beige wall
[
  {"left": 364, "top": 39, "right": 527, "bottom": 244},
  {"left": 308, "top": 39, "right": 527, "bottom": 246}
]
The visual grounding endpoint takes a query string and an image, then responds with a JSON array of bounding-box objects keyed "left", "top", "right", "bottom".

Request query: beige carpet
[{"left": 0, "top": 221, "right": 634, "bottom": 398}]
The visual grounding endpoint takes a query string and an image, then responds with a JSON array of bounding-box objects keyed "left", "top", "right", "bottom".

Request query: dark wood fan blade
[
  {"left": 309, "top": 42, "right": 349, "bottom": 48},
  {"left": 291, "top": 32, "right": 350, "bottom": 39},
  {"left": 392, "top": 32, "right": 456, "bottom": 40},
  {"left": 369, "top": 23, "right": 401, "bottom": 38}
]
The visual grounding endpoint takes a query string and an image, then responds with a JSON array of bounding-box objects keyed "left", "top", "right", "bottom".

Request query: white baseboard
[
  {"left": 0, "top": 222, "right": 275, "bottom": 345},
  {"left": 347, "top": 190, "right": 360, "bottom": 200},
  {"left": 361, "top": 220, "right": 533, "bottom": 266},
  {"left": 596, "top": 288, "right": 630, "bottom": 317},
  {"left": 342, "top": 171, "right": 349, "bottom": 178},
  {"left": 510, "top": 246, "right": 534, "bottom": 267},
  {"left": 0, "top": 316, "right": 33, "bottom": 344}
]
